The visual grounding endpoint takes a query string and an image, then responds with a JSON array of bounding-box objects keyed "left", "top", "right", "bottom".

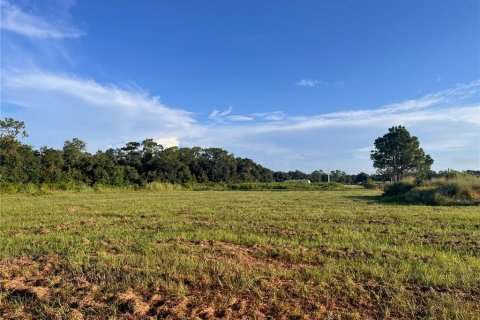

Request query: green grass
[
  {"left": 1, "top": 188, "right": 479, "bottom": 319},
  {"left": 383, "top": 174, "right": 480, "bottom": 206}
]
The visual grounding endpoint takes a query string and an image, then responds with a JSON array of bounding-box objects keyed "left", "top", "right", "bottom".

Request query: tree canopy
[
  {"left": 0, "top": 118, "right": 27, "bottom": 139},
  {"left": 370, "top": 126, "right": 433, "bottom": 182}
]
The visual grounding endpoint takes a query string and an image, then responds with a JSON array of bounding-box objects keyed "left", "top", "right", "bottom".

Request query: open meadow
[{"left": 1, "top": 188, "right": 479, "bottom": 319}]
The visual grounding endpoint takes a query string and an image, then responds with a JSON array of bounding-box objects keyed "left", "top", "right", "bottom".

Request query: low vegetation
[
  {"left": 0, "top": 181, "right": 348, "bottom": 195},
  {"left": 382, "top": 174, "right": 480, "bottom": 206},
  {"left": 1, "top": 188, "right": 479, "bottom": 319}
]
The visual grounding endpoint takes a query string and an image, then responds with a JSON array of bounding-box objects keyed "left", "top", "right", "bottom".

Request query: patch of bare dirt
[
  {"left": 159, "top": 238, "right": 319, "bottom": 271},
  {"left": 117, "top": 289, "right": 150, "bottom": 317},
  {"left": 0, "top": 254, "right": 332, "bottom": 319},
  {"left": 0, "top": 255, "right": 56, "bottom": 303},
  {"left": 1, "top": 251, "right": 477, "bottom": 319},
  {"left": 0, "top": 255, "right": 105, "bottom": 319},
  {"left": 27, "top": 224, "right": 71, "bottom": 235}
]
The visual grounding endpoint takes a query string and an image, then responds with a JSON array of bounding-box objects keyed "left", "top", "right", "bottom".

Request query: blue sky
[{"left": 1, "top": 0, "right": 479, "bottom": 173}]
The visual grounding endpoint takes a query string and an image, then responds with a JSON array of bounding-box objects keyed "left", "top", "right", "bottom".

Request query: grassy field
[{"left": 0, "top": 188, "right": 479, "bottom": 319}]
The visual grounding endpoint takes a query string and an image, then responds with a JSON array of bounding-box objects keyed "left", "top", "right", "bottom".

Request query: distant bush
[
  {"left": 93, "top": 183, "right": 112, "bottom": 193},
  {"left": 382, "top": 174, "right": 480, "bottom": 206},
  {"left": 21, "top": 183, "right": 51, "bottom": 196}
]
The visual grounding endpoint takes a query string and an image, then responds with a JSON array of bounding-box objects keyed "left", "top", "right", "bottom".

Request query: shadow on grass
[
  {"left": 344, "top": 195, "right": 382, "bottom": 202},
  {"left": 344, "top": 194, "right": 414, "bottom": 206}
]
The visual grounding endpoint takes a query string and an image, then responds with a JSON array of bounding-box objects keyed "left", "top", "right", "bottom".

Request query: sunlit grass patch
[{"left": 1, "top": 189, "right": 479, "bottom": 318}]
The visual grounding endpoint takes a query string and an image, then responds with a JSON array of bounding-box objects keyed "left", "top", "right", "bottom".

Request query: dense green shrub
[
  {"left": 383, "top": 181, "right": 415, "bottom": 197},
  {"left": 404, "top": 186, "right": 436, "bottom": 205}
]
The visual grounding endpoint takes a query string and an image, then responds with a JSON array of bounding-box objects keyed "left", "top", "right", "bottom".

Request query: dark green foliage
[
  {"left": 404, "top": 187, "right": 437, "bottom": 205},
  {"left": 274, "top": 170, "right": 360, "bottom": 184},
  {"left": 0, "top": 117, "right": 367, "bottom": 188},
  {"left": 0, "top": 118, "right": 279, "bottom": 187},
  {"left": 371, "top": 126, "right": 433, "bottom": 182},
  {"left": 355, "top": 172, "right": 370, "bottom": 184},
  {"left": 0, "top": 118, "right": 28, "bottom": 139},
  {"left": 383, "top": 181, "right": 416, "bottom": 197}
]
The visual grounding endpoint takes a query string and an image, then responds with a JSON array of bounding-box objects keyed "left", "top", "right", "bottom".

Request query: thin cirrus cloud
[
  {"left": 209, "top": 106, "right": 255, "bottom": 122},
  {"left": 296, "top": 79, "right": 345, "bottom": 88},
  {"left": 208, "top": 80, "right": 480, "bottom": 130},
  {"left": 0, "top": 0, "right": 85, "bottom": 39}
]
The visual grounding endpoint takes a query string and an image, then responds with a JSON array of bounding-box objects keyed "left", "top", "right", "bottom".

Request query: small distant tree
[
  {"left": 354, "top": 172, "right": 369, "bottom": 184},
  {"left": 371, "top": 126, "right": 433, "bottom": 182}
]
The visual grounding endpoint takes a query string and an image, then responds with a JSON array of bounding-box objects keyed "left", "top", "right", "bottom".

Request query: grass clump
[
  {"left": 144, "top": 181, "right": 187, "bottom": 191},
  {"left": 362, "top": 178, "right": 378, "bottom": 189},
  {"left": 383, "top": 174, "right": 480, "bottom": 206}
]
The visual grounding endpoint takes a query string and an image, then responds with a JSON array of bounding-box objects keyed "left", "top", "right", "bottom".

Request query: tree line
[
  {"left": 0, "top": 118, "right": 477, "bottom": 187},
  {"left": 0, "top": 118, "right": 377, "bottom": 186}
]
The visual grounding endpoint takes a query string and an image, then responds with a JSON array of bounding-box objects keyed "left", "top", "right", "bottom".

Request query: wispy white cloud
[
  {"left": 0, "top": 0, "right": 84, "bottom": 39},
  {"left": 209, "top": 107, "right": 286, "bottom": 123},
  {"left": 2, "top": 70, "right": 195, "bottom": 126},
  {"left": 422, "top": 132, "right": 479, "bottom": 151},
  {"left": 250, "top": 111, "right": 287, "bottom": 121},
  {"left": 208, "top": 80, "right": 480, "bottom": 131},
  {"left": 210, "top": 106, "right": 255, "bottom": 122},
  {"left": 296, "top": 79, "right": 345, "bottom": 88},
  {"left": 1, "top": 69, "right": 204, "bottom": 150},
  {"left": 227, "top": 115, "right": 254, "bottom": 122},
  {"left": 296, "top": 79, "right": 318, "bottom": 87},
  {"left": 209, "top": 106, "right": 233, "bottom": 120}
]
